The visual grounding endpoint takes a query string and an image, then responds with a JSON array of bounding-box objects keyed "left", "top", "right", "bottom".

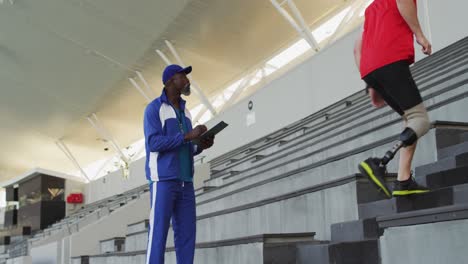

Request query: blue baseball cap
[{"left": 162, "top": 64, "right": 192, "bottom": 85}]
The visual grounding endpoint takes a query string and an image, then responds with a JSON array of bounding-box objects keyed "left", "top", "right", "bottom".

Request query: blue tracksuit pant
[{"left": 146, "top": 180, "right": 196, "bottom": 264}]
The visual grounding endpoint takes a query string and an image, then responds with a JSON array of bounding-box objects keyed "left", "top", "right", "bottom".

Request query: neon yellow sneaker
[
  {"left": 392, "top": 176, "right": 430, "bottom": 196},
  {"left": 358, "top": 158, "right": 392, "bottom": 198}
]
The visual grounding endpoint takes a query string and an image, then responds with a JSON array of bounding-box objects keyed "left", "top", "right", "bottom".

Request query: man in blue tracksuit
[{"left": 144, "top": 64, "right": 214, "bottom": 264}]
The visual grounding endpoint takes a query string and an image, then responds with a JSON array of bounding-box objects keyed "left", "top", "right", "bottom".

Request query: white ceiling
[{"left": 0, "top": 0, "right": 348, "bottom": 182}]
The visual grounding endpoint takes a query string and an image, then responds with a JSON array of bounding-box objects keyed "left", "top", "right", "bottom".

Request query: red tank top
[{"left": 360, "top": 0, "right": 416, "bottom": 78}]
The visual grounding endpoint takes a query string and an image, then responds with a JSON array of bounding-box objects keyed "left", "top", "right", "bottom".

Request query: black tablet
[{"left": 193, "top": 121, "right": 228, "bottom": 144}]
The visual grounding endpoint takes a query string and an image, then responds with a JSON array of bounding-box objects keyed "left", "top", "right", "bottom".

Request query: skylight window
[
  {"left": 266, "top": 39, "right": 311, "bottom": 69},
  {"left": 312, "top": 7, "right": 351, "bottom": 43},
  {"left": 359, "top": 0, "right": 374, "bottom": 17}
]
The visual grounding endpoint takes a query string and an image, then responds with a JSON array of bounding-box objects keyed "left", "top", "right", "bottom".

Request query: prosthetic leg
[
  {"left": 359, "top": 103, "right": 430, "bottom": 198},
  {"left": 380, "top": 127, "right": 418, "bottom": 166}
]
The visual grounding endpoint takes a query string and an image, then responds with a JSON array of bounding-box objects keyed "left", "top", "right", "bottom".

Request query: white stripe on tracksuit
[{"left": 146, "top": 182, "right": 157, "bottom": 264}]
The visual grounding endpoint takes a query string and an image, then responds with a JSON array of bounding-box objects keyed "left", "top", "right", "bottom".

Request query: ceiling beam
[
  {"left": 87, "top": 113, "right": 129, "bottom": 164},
  {"left": 270, "top": 0, "right": 320, "bottom": 51},
  {"left": 55, "top": 139, "right": 90, "bottom": 183},
  {"left": 129, "top": 76, "right": 152, "bottom": 103}
]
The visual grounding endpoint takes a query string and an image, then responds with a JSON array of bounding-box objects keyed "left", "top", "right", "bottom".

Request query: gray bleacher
[
  {"left": 68, "top": 36, "right": 468, "bottom": 263},
  {"left": 1, "top": 184, "right": 149, "bottom": 262}
]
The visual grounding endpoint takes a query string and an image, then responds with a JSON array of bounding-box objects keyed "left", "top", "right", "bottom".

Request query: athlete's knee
[
  {"left": 400, "top": 127, "right": 418, "bottom": 146},
  {"left": 403, "top": 103, "right": 430, "bottom": 139}
]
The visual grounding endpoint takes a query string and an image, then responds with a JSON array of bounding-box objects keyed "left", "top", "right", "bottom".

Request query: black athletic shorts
[{"left": 363, "top": 60, "right": 423, "bottom": 116}]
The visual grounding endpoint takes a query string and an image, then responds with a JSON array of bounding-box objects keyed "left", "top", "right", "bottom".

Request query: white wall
[
  {"left": 424, "top": 0, "right": 468, "bottom": 53},
  {"left": 415, "top": 0, "right": 468, "bottom": 61},
  {"left": 30, "top": 242, "right": 58, "bottom": 264},
  {"left": 84, "top": 157, "right": 147, "bottom": 204}
]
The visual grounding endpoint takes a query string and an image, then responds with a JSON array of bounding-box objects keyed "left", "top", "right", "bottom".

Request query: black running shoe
[
  {"left": 392, "top": 176, "right": 430, "bottom": 196},
  {"left": 358, "top": 158, "right": 392, "bottom": 198}
]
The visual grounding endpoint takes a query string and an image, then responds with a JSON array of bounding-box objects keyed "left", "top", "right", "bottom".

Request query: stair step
[
  {"left": 329, "top": 240, "right": 380, "bottom": 264},
  {"left": 359, "top": 183, "right": 468, "bottom": 220},
  {"left": 264, "top": 241, "right": 319, "bottom": 264},
  {"left": 221, "top": 170, "right": 241, "bottom": 180},
  {"left": 126, "top": 219, "right": 149, "bottom": 235},
  {"left": 461, "top": 131, "right": 468, "bottom": 142},
  {"left": 251, "top": 155, "right": 266, "bottom": 163},
  {"left": 415, "top": 152, "right": 468, "bottom": 185},
  {"left": 377, "top": 203, "right": 468, "bottom": 229},
  {"left": 358, "top": 187, "right": 455, "bottom": 219},
  {"left": 331, "top": 218, "right": 381, "bottom": 243},
  {"left": 296, "top": 243, "right": 330, "bottom": 263},
  {"left": 125, "top": 229, "right": 149, "bottom": 252},
  {"left": 438, "top": 141, "right": 468, "bottom": 160},
  {"left": 210, "top": 169, "right": 221, "bottom": 175},
  {"left": 423, "top": 165, "right": 468, "bottom": 189},
  {"left": 356, "top": 173, "right": 397, "bottom": 203},
  {"left": 434, "top": 124, "right": 468, "bottom": 151},
  {"left": 454, "top": 183, "right": 468, "bottom": 203},
  {"left": 299, "top": 240, "right": 380, "bottom": 264},
  {"left": 244, "top": 147, "right": 258, "bottom": 154},
  {"left": 99, "top": 237, "right": 125, "bottom": 254},
  {"left": 226, "top": 158, "right": 240, "bottom": 166},
  {"left": 195, "top": 186, "right": 217, "bottom": 195}
]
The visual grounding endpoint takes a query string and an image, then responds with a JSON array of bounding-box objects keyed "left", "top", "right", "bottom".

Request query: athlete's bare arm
[{"left": 396, "top": 0, "right": 432, "bottom": 55}]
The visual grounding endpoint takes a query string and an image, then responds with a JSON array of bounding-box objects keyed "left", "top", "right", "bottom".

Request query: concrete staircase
[{"left": 302, "top": 134, "right": 468, "bottom": 263}]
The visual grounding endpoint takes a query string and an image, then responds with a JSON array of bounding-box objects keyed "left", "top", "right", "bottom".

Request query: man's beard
[{"left": 182, "top": 83, "right": 191, "bottom": 96}]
